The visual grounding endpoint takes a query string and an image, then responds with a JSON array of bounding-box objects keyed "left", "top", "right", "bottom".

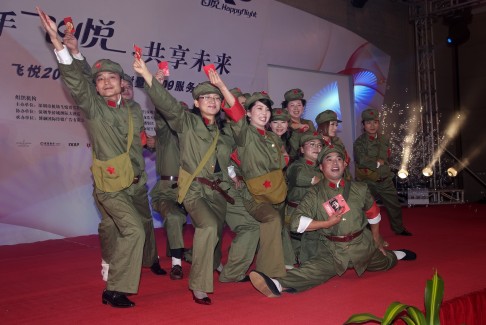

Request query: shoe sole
[
  {"left": 102, "top": 298, "right": 135, "bottom": 308},
  {"left": 249, "top": 272, "right": 280, "bottom": 298}
]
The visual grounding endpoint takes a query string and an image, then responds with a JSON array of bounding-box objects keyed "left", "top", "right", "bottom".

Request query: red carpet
[{"left": 1, "top": 204, "right": 486, "bottom": 324}]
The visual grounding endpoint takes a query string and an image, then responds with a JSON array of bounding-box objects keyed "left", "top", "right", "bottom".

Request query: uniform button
[{"left": 271, "top": 144, "right": 275, "bottom": 147}]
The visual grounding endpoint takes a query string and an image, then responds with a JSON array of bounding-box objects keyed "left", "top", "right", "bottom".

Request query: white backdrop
[{"left": 0, "top": 0, "right": 389, "bottom": 245}]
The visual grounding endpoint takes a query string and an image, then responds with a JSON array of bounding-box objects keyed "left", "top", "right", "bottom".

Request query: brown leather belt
[
  {"left": 194, "top": 177, "right": 235, "bottom": 205},
  {"left": 160, "top": 176, "right": 179, "bottom": 188},
  {"left": 325, "top": 229, "right": 363, "bottom": 242},
  {"left": 286, "top": 200, "right": 299, "bottom": 208},
  {"left": 132, "top": 175, "right": 141, "bottom": 184}
]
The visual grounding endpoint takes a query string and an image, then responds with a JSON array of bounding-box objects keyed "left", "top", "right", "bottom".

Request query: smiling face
[
  {"left": 269, "top": 120, "right": 289, "bottom": 136},
  {"left": 328, "top": 121, "right": 339, "bottom": 137},
  {"left": 194, "top": 93, "right": 222, "bottom": 121},
  {"left": 95, "top": 72, "right": 122, "bottom": 101},
  {"left": 121, "top": 79, "right": 134, "bottom": 100},
  {"left": 287, "top": 100, "right": 304, "bottom": 120},
  {"left": 301, "top": 139, "right": 322, "bottom": 162},
  {"left": 363, "top": 120, "right": 380, "bottom": 137},
  {"left": 319, "top": 152, "right": 344, "bottom": 182},
  {"left": 247, "top": 100, "right": 271, "bottom": 129}
]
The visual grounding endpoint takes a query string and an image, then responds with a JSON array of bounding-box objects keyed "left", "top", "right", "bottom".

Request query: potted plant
[{"left": 344, "top": 270, "right": 444, "bottom": 325}]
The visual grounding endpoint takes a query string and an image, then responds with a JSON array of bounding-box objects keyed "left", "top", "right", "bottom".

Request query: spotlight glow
[
  {"left": 398, "top": 169, "right": 409, "bottom": 179},
  {"left": 422, "top": 167, "right": 434, "bottom": 177},
  {"left": 447, "top": 167, "right": 458, "bottom": 177}
]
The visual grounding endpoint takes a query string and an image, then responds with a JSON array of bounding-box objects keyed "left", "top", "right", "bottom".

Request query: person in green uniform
[
  {"left": 248, "top": 144, "right": 416, "bottom": 297},
  {"left": 38, "top": 8, "right": 166, "bottom": 308},
  {"left": 282, "top": 88, "right": 316, "bottom": 161},
  {"left": 353, "top": 108, "right": 412, "bottom": 236},
  {"left": 285, "top": 131, "right": 323, "bottom": 264},
  {"left": 316, "top": 109, "right": 352, "bottom": 181},
  {"left": 223, "top": 91, "right": 290, "bottom": 278},
  {"left": 268, "top": 108, "right": 295, "bottom": 164},
  {"left": 149, "top": 95, "right": 189, "bottom": 280},
  {"left": 134, "top": 58, "right": 237, "bottom": 305}
]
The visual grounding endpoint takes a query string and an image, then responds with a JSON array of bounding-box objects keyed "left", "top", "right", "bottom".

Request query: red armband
[
  {"left": 284, "top": 155, "right": 290, "bottom": 166},
  {"left": 230, "top": 149, "right": 241, "bottom": 166},
  {"left": 365, "top": 201, "right": 380, "bottom": 219},
  {"left": 140, "top": 130, "right": 147, "bottom": 147}
]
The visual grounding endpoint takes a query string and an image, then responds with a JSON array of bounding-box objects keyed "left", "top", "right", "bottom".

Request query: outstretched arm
[
  {"left": 36, "top": 7, "right": 63, "bottom": 51},
  {"left": 133, "top": 56, "right": 153, "bottom": 88}
]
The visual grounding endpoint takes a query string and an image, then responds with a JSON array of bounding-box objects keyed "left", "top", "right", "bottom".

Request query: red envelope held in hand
[
  {"left": 203, "top": 64, "right": 216, "bottom": 78},
  {"left": 158, "top": 61, "right": 170, "bottom": 77},
  {"left": 134, "top": 44, "right": 142, "bottom": 60},
  {"left": 64, "top": 17, "right": 75, "bottom": 34}
]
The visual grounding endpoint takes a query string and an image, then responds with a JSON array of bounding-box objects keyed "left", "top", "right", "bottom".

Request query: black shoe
[
  {"left": 249, "top": 270, "right": 281, "bottom": 298},
  {"left": 102, "top": 289, "right": 135, "bottom": 308},
  {"left": 396, "top": 229, "right": 412, "bottom": 236},
  {"left": 396, "top": 249, "right": 417, "bottom": 261},
  {"left": 170, "top": 265, "right": 183, "bottom": 280},
  {"left": 192, "top": 293, "right": 212, "bottom": 305},
  {"left": 237, "top": 275, "right": 250, "bottom": 282},
  {"left": 150, "top": 262, "right": 167, "bottom": 275}
]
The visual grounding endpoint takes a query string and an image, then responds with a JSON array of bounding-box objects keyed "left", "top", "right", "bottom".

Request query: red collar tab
[
  {"left": 305, "top": 159, "right": 315, "bottom": 166},
  {"left": 257, "top": 128, "right": 266, "bottom": 136},
  {"left": 203, "top": 117, "right": 212, "bottom": 126},
  {"left": 107, "top": 100, "right": 117, "bottom": 108},
  {"left": 328, "top": 179, "right": 345, "bottom": 189}
]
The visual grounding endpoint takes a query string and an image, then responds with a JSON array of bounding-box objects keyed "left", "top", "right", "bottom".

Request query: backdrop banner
[{"left": 0, "top": 0, "right": 389, "bottom": 245}]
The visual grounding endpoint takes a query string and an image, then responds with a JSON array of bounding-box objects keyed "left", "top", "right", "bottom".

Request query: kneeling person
[{"left": 249, "top": 145, "right": 415, "bottom": 297}]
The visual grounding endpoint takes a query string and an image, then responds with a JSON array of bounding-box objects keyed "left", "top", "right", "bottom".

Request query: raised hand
[
  {"left": 36, "top": 7, "right": 63, "bottom": 50},
  {"left": 63, "top": 33, "right": 79, "bottom": 55}
]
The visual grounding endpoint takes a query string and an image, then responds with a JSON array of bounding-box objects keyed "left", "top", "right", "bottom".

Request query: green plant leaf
[
  {"left": 424, "top": 270, "right": 444, "bottom": 325},
  {"left": 382, "top": 302, "right": 409, "bottom": 324},
  {"left": 343, "top": 313, "right": 383, "bottom": 324},
  {"left": 407, "top": 306, "right": 427, "bottom": 324},
  {"left": 400, "top": 316, "right": 418, "bottom": 325}
]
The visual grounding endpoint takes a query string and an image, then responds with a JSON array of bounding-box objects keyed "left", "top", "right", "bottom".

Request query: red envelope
[
  {"left": 203, "top": 64, "right": 215, "bottom": 78},
  {"left": 158, "top": 61, "right": 170, "bottom": 77},
  {"left": 64, "top": 17, "right": 75, "bottom": 34},
  {"left": 134, "top": 44, "right": 142, "bottom": 60},
  {"left": 323, "top": 194, "right": 350, "bottom": 218}
]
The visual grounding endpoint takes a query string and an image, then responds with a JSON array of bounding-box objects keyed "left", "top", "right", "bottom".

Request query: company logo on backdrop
[
  {"left": 40, "top": 141, "right": 61, "bottom": 147},
  {"left": 200, "top": 0, "right": 257, "bottom": 18},
  {"left": 68, "top": 143, "right": 80, "bottom": 147},
  {"left": 16, "top": 139, "right": 32, "bottom": 148}
]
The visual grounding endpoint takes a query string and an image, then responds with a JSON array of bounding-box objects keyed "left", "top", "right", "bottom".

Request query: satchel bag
[
  {"left": 246, "top": 135, "right": 287, "bottom": 204},
  {"left": 91, "top": 106, "right": 134, "bottom": 192},
  {"left": 246, "top": 168, "right": 287, "bottom": 204},
  {"left": 177, "top": 129, "right": 219, "bottom": 203}
]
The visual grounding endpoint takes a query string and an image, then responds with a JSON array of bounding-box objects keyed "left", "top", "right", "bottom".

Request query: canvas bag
[
  {"left": 91, "top": 106, "right": 134, "bottom": 192},
  {"left": 246, "top": 137, "right": 287, "bottom": 204},
  {"left": 177, "top": 129, "right": 219, "bottom": 203}
]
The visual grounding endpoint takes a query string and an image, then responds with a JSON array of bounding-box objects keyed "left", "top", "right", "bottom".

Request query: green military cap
[
  {"left": 270, "top": 108, "right": 290, "bottom": 122},
  {"left": 300, "top": 131, "right": 323, "bottom": 146},
  {"left": 317, "top": 143, "right": 345, "bottom": 163},
  {"left": 243, "top": 93, "right": 251, "bottom": 99},
  {"left": 245, "top": 91, "right": 274, "bottom": 110},
  {"left": 315, "top": 110, "right": 342, "bottom": 125},
  {"left": 229, "top": 87, "right": 244, "bottom": 98},
  {"left": 122, "top": 73, "right": 133, "bottom": 85},
  {"left": 91, "top": 59, "right": 123, "bottom": 79},
  {"left": 361, "top": 108, "right": 380, "bottom": 121},
  {"left": 284, "top": 88, "right": 304, "bottom": 102},
  {"left": 192, "top": 81, "right": 223, "bottom": 100}
]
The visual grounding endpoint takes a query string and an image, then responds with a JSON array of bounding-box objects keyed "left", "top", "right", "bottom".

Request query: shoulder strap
[{"left": 189, "top": 128, "right": 219, "bottom": 179}]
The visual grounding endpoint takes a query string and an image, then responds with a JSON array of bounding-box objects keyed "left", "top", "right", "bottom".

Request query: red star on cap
[
  {"left": 276, "top": 109, "right": 283, "bottom": 115},
  {"left": 261, "top": 91, "right": 267, "bottom": 95},
  {"left": 107, "top": 166, "right": 115, "bottom": 174},
  {"left": 263, "top": 180, "right": 272, "bottom": 188},
  {"left": 293, "top": 89, "right": 299, "bottom": 94},
  {"left": 95, "top": 62, "right": 101, "bottom": 69}
]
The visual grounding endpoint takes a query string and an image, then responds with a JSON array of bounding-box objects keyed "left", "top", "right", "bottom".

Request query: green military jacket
[
  {"left": 230, "top": 119, "right": 286, "bottom": 180},
  {"left": 353, "top": 133, "right": 392, "bottom": 180},
  {"left": 290, "top": 179, "right": 378, "bottom": 276},
  {"left": 286, "top": 157, "right": 321, "bottom": 203},
  {"left": 144, "top": 77, "right": 232, "bottom": 187},
  {"left": 59, "top": 59, "right": 145, "bottom": 181}
]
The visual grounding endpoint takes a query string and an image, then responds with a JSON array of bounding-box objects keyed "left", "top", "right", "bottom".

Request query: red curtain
[{"left": 439, "top": 289, "right": 486, "bottom": 325}]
